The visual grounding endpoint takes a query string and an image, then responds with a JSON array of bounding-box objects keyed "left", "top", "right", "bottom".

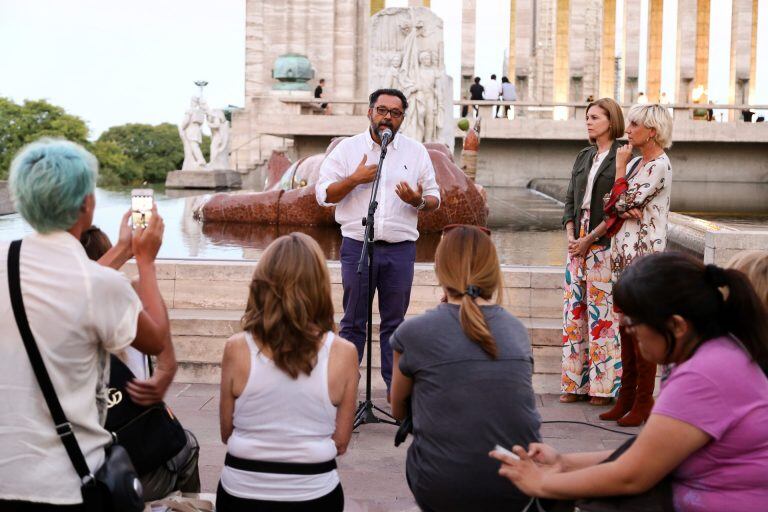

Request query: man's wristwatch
[{"left": 415, "top": 197, "right": 427, "bottom": 210}]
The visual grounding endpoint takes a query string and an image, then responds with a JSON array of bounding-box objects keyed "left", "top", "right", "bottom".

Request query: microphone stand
[{"left": 353, "top": 132, "right": 399, "bottom": 429}]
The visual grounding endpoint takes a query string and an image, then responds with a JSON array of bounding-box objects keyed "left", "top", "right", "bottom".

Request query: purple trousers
[{"left": 339, "top": 237, "right": 416, "bottom": 391}]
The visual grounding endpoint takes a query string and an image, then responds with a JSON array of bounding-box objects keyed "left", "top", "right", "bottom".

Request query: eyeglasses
[
  {"left": 374, "top": 106, "right": 404, "bottom": 119},
  {"left": 442, "top": 224, "right": 492, "bottom": 236}
]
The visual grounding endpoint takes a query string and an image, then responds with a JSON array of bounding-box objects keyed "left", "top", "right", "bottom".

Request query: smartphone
[
  {"left": 131, "top": 189, "right": 154, "bottom": 229},
  {"left": 493, "top": 444, "right": 521, "bottom": 461}
]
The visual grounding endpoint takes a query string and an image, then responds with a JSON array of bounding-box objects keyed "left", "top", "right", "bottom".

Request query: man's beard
[{"left": 372, "top": 120, "right": 396, "bottom": 136}]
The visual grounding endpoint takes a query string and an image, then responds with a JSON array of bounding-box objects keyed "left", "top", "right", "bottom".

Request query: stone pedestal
[
  {"left": 165, "top": 170, "right": 242, "bottom": 190},
  {"left": 0, "top": 181, "right": 15, "bottom": 215}
]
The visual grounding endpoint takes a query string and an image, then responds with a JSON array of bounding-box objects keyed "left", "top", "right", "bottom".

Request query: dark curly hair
[{"left": 369, "top": 88, "right": 408, "bottom": 111}]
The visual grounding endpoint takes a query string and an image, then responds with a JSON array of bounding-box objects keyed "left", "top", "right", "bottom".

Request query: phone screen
[{"left": 131, "top": 189, "right": 153, "bottom": 229}]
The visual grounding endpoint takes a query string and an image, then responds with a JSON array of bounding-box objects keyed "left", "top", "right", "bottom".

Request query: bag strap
[{"left": 7, "top": 239, "right": 94, "bottom": 483}]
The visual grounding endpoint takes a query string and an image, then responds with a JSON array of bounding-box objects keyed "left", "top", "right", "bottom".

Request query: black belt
[{"left": 225, "top": 453, "right": 337, "bottom": 475}]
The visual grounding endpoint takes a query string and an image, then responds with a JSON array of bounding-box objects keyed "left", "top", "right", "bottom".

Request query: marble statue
[
  {"left": 193, "top": 140, "right": 488, "bottom": 232},
  {"left": 369, "top": 7, "right": 452, "bottom": 148},
  {"left": 206, "top": 109, "right": 231, "bottom": 170},
  {"left": 179, "top": 97, "right": 207, "bottom": 170}
]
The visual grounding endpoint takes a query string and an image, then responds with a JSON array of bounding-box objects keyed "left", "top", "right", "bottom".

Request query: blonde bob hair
[
  {"left": 435, "top": 226, "right": 504, "bottom": 358},
  {"left": 586, "top": 98, "right": 625, "bottom": 143},
  {"left": 627, "top": 103, "right": 674, "bottom": 149},
  {"left": 727, "top": 250, "right": 768, "bottom": 311},
  {"left": 241, "top": 232, "right": 335, "bottom": 378}
]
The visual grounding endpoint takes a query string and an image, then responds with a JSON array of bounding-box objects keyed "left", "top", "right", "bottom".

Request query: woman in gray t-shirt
[{"left": 390, "top": 226, "right": 541, "bottom": 512}]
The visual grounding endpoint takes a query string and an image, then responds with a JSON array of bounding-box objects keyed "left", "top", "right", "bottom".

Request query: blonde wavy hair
[
  {"left": 627, "top": 103, "right": 674, "bottom": 149},
  {"left": 241, "top": 233, "right": 335, "bottom": 378},
  {"left": 727, "top": 250, "right": 768, "bottom": 311},
  {"left": 435, "top": 226, "right": 504, "bottom": 358}
]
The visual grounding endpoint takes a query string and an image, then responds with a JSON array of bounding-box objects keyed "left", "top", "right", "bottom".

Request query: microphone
[{"left": 379, "top": 127, "right": 393, "bottom": 149}]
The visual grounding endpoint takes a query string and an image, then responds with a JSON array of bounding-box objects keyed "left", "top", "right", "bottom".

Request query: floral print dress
[{"left": 606, "top": 154, "right": 673, "bottom": 277}]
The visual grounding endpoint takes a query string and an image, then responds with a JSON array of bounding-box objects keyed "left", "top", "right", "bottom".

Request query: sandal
[
  {"left": 559, "top": 393, "right": 588, "bottom": 403},
  {"left": 589, "top": 396, "right": 613, "bottom": 406}
]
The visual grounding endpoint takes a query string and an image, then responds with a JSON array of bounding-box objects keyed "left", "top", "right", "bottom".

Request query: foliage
[{"left": 0, "top": 97, "right": 90, "bottom": 180}]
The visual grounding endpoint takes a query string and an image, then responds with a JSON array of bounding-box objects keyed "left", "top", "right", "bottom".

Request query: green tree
[
  {"left": 97, "top": 123, "right": 184, "bottom": 184},
  {"left": 0, "top": 97, "right": 90, "bottom": 179}
]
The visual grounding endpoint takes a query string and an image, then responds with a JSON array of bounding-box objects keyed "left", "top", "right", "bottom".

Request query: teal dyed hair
[{"left": 9, "top": 138, "right": 98, "bottom": 233}]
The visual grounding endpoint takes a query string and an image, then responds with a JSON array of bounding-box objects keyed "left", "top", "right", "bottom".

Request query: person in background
[
  {"left": 484, "top": 74, "right": 501, "bottom": 117},
  {"left": 0, "top": 138, "right": 169, "bottom": 510},
  {"left": 727, "top": 250, "right": 768, "bottom": 309},
  {"left": 560, "top": 98, "right": 625, "bottom": 406},
  {"left": 469, "top": 76, "right": 484, "bottom": 117},
  {"left": 500, "top": 76, "right": 517, "bottom": 119},
  {"left": 314, "top": 78, "right": 331, "bottom": 114},
  {"left": 217, "top": 233, "right": 359, "bottom": 512},
  {"left": 390, "top": 225, "right": 541, "bottom": 512},
  {"left": 492, "top": 252, "right": 768, "bottom": 512},
  {"left": 79, "top": 225, "right": 201, "bottom": 501},
  {"left": 636, "top": 92, "right": 648, "bottom": 104}
]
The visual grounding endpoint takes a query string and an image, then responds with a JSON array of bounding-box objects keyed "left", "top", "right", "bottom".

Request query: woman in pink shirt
[{"left": 491, "top": 252, "right": 768, "bottom": 512}]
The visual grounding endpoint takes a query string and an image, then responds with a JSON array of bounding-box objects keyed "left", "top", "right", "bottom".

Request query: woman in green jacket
[{"left": 560, "top": 98, "right": 625, "bottom": 405}]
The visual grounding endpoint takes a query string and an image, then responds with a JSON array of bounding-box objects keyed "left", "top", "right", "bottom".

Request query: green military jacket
[{"left": 562, "top": 140, "right": 625, "bottom": 247}]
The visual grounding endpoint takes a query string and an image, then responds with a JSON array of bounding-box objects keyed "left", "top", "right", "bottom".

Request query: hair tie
[
  {"left": 465, "top": 285, "right": 482, "bottom": 299},
  {"left": 704, "top": 264, "right": 728, "bottom": 288}
]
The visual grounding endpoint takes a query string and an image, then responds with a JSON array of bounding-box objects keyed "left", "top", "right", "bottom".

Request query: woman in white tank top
[{"left": 217, "top": 233, "right": 359, "bottom": 512}]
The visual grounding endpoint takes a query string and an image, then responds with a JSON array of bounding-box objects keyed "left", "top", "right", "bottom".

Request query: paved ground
[{"left": 167, "top": 383, "right": 640, "bottom": 511}]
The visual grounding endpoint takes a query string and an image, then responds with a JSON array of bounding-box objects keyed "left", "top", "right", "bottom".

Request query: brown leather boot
[
  {"left": 617, "top": 345, "right": 657, "bottom": 427},
  {"left": 599, "top": 325, "right": 637, "bottom": 421}
]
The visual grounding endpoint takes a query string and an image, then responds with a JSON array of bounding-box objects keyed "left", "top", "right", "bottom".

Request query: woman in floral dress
[
  {"left": 596, "top": 103, "right": 675, "bottom": 426},
  {"left": 560, "top": 98, "right": 625, "bottom": 405}
]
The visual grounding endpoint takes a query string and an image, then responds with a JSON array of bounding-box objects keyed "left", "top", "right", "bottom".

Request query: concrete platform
[
  {"left": 0, "top": 181, "right": 14, "bottom": 215},
  {"left": 167, "top": 383, "right": 639, "bottom": 511},
  {"left": 165, "top": 170, "right": 242, "bottom": 190}
]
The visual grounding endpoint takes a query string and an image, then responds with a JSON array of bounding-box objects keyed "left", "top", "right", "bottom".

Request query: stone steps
[{"left": 169, "top": 309, "right": 565, "bottom": 393}]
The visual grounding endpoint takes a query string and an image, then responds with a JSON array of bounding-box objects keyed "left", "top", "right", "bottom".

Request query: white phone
[
  {"left": 493, "top": 444, "right": 521, "bottom": 461},
  {"left": 131, "top": 189, "right": 154, "bottom": 229}
]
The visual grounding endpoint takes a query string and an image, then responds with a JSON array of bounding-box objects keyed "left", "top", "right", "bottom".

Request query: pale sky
[{"left": 1, "top": 0, "right": 765, "bottom": 139}]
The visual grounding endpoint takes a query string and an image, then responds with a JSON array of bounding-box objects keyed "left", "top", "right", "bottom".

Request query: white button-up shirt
[
  {"left": 0, "top": 231, "right": 142, "bottom": 504},
  {"left": 316, "top": 130, "right": 440, "bottom": 243}
]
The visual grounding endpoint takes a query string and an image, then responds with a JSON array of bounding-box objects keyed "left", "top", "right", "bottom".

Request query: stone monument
[
  {"left": 166, "top": 96, "right": 241, "bottom": 190},
  {"left": 368, "top": 7, "right": 453, "bottom": 149}
]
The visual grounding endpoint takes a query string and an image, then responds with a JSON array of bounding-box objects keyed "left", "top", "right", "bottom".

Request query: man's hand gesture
[
  {"left": 351, "top": 155, "right": 378, "bottom": 185},
  {"left": 396, "top": 181, "right": 423, "bottom": 208}
]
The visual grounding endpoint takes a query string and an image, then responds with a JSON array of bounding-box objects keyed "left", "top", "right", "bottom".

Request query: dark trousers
[
  {"left": 339, "top": 237, "right": 415, "bottom": 391},
  {"left": 0, "top": 502, "right": 85, "bottom": 511},
  {"left": 216, "top": 482, "right": 344, "bottom": 512}
]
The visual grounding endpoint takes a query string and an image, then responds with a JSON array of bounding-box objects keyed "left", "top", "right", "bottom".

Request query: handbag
[
  {"left": 106, "top": 355, "right": 187, "bottom": 475},
  {"left": 7, "top": 239, "right": 144, "bottom": 512}
]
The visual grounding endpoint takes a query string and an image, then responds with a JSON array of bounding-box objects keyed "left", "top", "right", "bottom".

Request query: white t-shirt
[
  {"left": 0, "top": 231, "right": 142, "bottom": 504},
  {"left": 581, "top": 149, "right": 609, "bottom": 209},
  {"left": 316, "top": 130, "right": 440, "bottom": 243},
  {"left": 483, "top": 79, "right": 501, "bottom": 100}
]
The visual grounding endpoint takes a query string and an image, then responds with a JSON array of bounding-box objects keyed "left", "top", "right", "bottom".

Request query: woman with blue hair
[{"left": 0, "top": 138, "right": 171, "bottom": 510}]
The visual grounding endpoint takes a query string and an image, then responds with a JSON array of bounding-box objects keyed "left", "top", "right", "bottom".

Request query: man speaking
[{"left": 316, "top": 88, "right": 440, "bottom": 395}]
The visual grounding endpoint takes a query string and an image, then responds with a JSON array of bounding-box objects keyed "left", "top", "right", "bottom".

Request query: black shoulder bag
[
  {"left": 105, "top": 354, "right": 187, "bottom": 476},
  {"left": 8, "top": 240, "right": 144, "bottom": 512}
]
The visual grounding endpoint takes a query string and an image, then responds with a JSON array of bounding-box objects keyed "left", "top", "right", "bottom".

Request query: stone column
[
  {"left": 568, "top": 0, "right": 586, "bottom": 102},
  {"left": 646, "top": 0, "right": 664, "bottom": 103},
  {"left": 748, "top": 0, "right": 758, "bottom": 104},
  {"left": 694, "top": 0, "right": 710, "bottom": 100},
  {"left": 408, "top": 0, "right": 430, "bottom": 6},
  {"left": 729, "top": 0, "right": 755, "bottom": 118},
  {"left": 599, "top": 0, "right": 616, "bottom": 99},
  {"left": 532, "top": 0, "right": 557, "bottom": 105},
  {"left": 461, "top": 0, "right": 477, "bottom": 102},
  {"left": 676, "top": 0, "right": 697, "bottom": 104},
  {"left": 553, "top": 0, "right": 570, "bottom": 111},
  {"left": 514, "top": 0, "right": 534, "bottom": 102},
  {"left": 508, "top": 0, "right": 517, "bottom": 81},
  {"left": 623, "top": 0, "right": 642, "bottom": 103},
  {"left": 333, "top": 0, "right": 357, "bottom": 114}
]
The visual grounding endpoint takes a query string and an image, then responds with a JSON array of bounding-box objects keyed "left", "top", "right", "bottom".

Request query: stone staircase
[{"left": 125, "top": 260, "right": 565, "bottom": 393}]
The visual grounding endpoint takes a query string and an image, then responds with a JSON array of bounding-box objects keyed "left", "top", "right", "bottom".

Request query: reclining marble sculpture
[{"left": 194, "top": 138, "right": 488, "bottom": 233}]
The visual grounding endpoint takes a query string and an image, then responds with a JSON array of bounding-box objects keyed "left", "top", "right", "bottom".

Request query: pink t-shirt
[{"left": 653, "top": 336, "right": 768, "bottom": 512}]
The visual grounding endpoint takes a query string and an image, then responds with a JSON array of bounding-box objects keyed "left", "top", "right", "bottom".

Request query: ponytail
[
  {"left": 713, "top": 266, "right": 768, "bottom": 376},
  {"left": 459, "top": 286, "right": 498, "bottom": 359}
]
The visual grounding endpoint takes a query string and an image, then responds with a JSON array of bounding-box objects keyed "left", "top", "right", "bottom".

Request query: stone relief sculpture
[
  {"left": 206, "top": 109, "right": 231, "bottom": 170},
  {"left": 179, "top": 97, "right": 207, "bottom": 170},
  {"left": 369, "top": 7, "right": 452, "bottom": 149}
]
